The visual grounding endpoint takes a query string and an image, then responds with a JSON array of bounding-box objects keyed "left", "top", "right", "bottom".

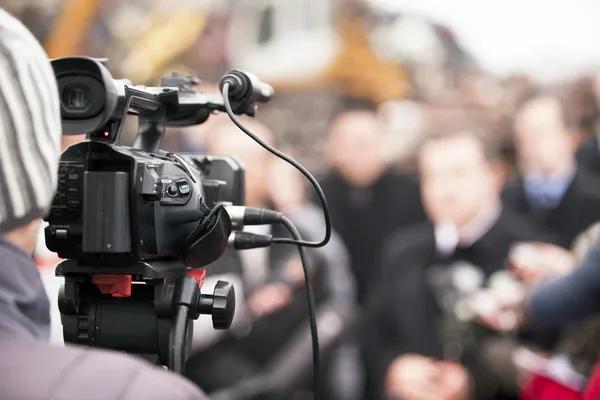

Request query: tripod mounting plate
[{"left": 55, "top": 259, "right": 189, "bottom": 280}]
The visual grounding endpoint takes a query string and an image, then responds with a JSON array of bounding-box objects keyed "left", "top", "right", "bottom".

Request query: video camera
[{"left": 43, "top": 57, "right": 274, "bottom": 373}]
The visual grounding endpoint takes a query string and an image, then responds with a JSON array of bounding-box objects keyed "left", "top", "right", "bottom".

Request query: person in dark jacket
[
  {"left": 503, "top": 91, "right": 600, "bottom": 248},
  {"left": 575, "top": 75, "right": 600, "bottom": 176},
  {"left": 318, "top": 106, "right": 426, "bottom": 305},
  {"left": 0, "top": 9, "right": 205, "bottom": 400},
  {"left": 362, "top": 129, "right": 555, "bottom": 400},
  {"left": 575, "top": 137, "right": 600, "bottom": 176}
]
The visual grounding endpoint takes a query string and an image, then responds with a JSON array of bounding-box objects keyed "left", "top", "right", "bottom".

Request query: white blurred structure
[
  {"left": 367, "top": 0, "right": 600, "bottom": 80},
  {"left": 227, "top": 0, "right": 476, "bottom": 99},
  {"left": 227, "top": 0, "right": 341, "bottom": 84},
  {"left": 378, "top": 100, "right": 424, "bottom": 164}
]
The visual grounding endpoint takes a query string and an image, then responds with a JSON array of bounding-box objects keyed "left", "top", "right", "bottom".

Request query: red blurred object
[
  {"left": 583, "top": 364, "right": 600, "bottom": 399},
  {"left": 91, "top": 270, "right": 206, "bottom": 298},
  {"left": 187, "top": 269, "right": 206, "bottom": 288},
  {"left": 521, "top": 363, "right": 600, "bottom": 400},
  {"left": 521, "top": 375, "right": 582, "bottom": 400},
  {"left": 92, "top": 274, "right": 132, "bottom": 298}
]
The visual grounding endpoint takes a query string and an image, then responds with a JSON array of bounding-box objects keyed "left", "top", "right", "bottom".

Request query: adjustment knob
[{"left": 198, "top": 280, "right": 235, "bottom": 330}]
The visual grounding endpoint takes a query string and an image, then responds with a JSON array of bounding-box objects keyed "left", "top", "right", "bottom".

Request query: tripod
[{"left": 56, "top": 259, "right": 235, "bottom": 374}]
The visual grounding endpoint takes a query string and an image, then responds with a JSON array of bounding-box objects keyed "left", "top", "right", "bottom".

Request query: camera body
[
  {"left": 44, "top": 141, "right": 243, "bottom": 268},
  {"left": 44, "top": 57, "right": 266, "bottom": 270}
]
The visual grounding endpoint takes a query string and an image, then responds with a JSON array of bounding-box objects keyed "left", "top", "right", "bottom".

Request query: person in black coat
[
  {"left": 362, "top": 129, "right": 555, "bottom": 400},
  {"left": 575, "top": 75, "right": 600, "bottom": 175},
  {"left": 503, "top": 91, "right": 600, "bottom": 249},
  {"left": 318, "top": 107, "right": 426, "bottom": 305},
  {"left": 576, "top": 136, "right": 600, "bottom": 175}
]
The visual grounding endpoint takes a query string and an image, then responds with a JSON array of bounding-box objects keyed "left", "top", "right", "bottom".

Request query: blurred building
[{"left": 225, "top": 0, "right": 482, "bottom": 168}]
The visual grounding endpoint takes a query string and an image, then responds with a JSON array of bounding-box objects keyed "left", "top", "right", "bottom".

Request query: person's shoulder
[
  {"left": 120, "top": 359, "right": 207, "bottom": 400},
  {"left": 2, "top": 337, "right": 206, "bottom": 400},
  {"left": 382, "top": 221, "right": 434, "bottom": 260},
  {"left": 501, "top": 176, "right": 528, "bottom": 213},
  {"left": 383, "top": 169, "right": 420, "bottom": 187},
  {"left": 501, "top": 176, "right": 523, "bottom": 196},
  {"left": 365, "top": 222, "right": 434, "bottom": 310},
  {"left": 316, "top": 171, "right": 342, "bottom": 188},
  {"left": 576, "top": 138, "right": 598, "bottom": 160},
  {"left": 496, "top": 207, "right": 559, "bottom": 244},
  {"left": 574, "top": 167, "right": 600, "bottom": 200},
  {"left": 73, "top": 345, "right": 207, "bottom": 400},
  {"left": 313, "top": 171, "right": 346, "bottom": 201}
]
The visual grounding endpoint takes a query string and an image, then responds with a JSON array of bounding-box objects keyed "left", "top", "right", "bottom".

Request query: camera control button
[
  {"left": 166, "top": 183, "right": 179, "bottom": 197},
  {"left": 176, "top": 179, "right": 190, "bottom": 195}
]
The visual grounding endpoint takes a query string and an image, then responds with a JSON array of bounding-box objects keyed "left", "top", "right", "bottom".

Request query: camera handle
[{"left": 57, "top": 262, "right": 235, "bottom": 374}]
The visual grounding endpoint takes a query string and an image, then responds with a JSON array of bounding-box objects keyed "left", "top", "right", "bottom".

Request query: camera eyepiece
[{"left": 51, "top": 57, "right": 120, "bottom": 135}]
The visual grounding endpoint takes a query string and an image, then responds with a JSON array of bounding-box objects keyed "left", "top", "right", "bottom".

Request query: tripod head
[{"left": 57, "top": 260, "right": 235, "bottom": 373}]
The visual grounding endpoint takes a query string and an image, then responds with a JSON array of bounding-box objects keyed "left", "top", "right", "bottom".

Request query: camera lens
[{"left": 62, "top": 84, "right": 92, "bottom": 111}]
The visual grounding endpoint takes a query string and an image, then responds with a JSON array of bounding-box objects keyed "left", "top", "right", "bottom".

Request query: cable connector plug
[
  {"left": 243, "top": 207, "right": 282, "bottom": 225},
  {"left": 228, "top": 231, "right": 273, "bottom": 250},
  {"left": 225, "top": 206, "right": 282, "bottom": 229}
]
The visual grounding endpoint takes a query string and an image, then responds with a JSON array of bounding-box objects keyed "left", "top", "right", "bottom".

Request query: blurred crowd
[{"left": 12, "top": 0, "right": 600, "bottom": 399}]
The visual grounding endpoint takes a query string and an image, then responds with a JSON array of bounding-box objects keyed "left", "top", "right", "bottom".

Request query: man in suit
[
  {"left": 575, "top": 74, "right": 600, "bottom": 175},
  {"left": 362, "top": 129, "right": 553, "bottom": 400},
  {"left": 503, "top": 91, "right": 600, "bottom": 248},
  {"left": 318, "top": 105, "right": 426, "bottom": 305},
  {"left": 575, "top": 137, "right": 600, "bottom": 176}
]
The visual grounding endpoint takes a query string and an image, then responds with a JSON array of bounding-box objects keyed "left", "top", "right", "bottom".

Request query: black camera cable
[
  {"left": 221, "top": 82, "right": 332, "bottom": 398},
  {"left": 220, "top": 82, "right": 331, "bottom": 248},
  {"left": 226, "top": 213, "right": 320, "bottom": 398},
  {"left": 279, "top": 215, "right": 319, "bottom": 394}
]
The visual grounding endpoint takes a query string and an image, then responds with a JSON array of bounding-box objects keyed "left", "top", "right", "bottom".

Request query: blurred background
[
  {"left": 12, "top": 1, "right": 600, "bottom": 399},
  {"left": 10, "top": 0, "right": 600, "bottom": 170}
]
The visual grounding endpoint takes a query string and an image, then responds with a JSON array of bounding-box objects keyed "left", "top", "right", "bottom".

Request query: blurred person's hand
[
  {"left": 477, "top": 302, "right": 525, "bottom": 333},
  {"left": 471, "top": 272, "right": 527, "bottom": 332},
  {"left": 246, "top": 283, "right": 293, "bottom": 318},
  {"left": 385, "top": 354, "right": 442, "bottom": 400},
  {"left": 508, "top": 242, "right": 575, "bottom": 286},
  {"left": 438, "top": 361, "right": 471, "bottom": 400},
  {"left": 512, "top": 347, "right": 551, "bottom": 388},
  {"left": 473, "top": 242, "right": 576, "bottom": 332}
]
